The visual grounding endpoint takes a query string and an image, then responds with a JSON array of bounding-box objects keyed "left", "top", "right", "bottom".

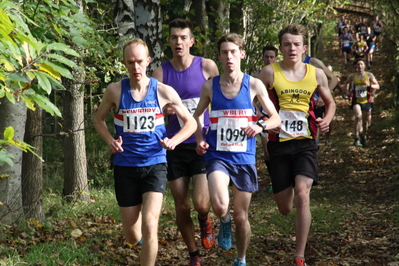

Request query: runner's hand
[
  {"left": 109, "top": 136, "right": 124, "bottom": 154},
  {"left": 160, "top": 137, "right": 177, "bottom": 150},
  {"left": 196, "top": 141, "right": 209, "bottom": 155},
  {"left": 316, "top": 117, "right": 330, "bottom": 132}
]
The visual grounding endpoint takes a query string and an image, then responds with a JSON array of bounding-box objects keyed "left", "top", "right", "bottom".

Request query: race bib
[
  {"left": 178, "top": 98, "right": 203, "bottom": 127},
  {"left": 123, "top": 108, "right": 156, "bottom": 133},
  {"left": 355, "top": 85, "right": 368, "bottom": 98},
  {"left": 216, "top": 117, "right": 247, "bottom": 152},
  {"left": 279, "top": 110, "right": 310, "bottom": 139},
  {"left": 361, "top": 26, "right": 367, "bottom": 34},
  {"left": 343, "top": 40, "right": 350, "bottom": 47}
]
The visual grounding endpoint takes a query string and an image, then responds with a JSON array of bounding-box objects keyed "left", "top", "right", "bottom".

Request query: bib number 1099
[
  {"left": 216, "top": 117, "right": 247, "bottom": 152},
  {"left": 220, "top": 128, "right": 245, "bottom": 142}
]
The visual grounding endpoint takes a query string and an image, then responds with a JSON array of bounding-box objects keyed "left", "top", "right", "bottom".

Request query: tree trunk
[
  {"left": 114, "top": 0, "right": 136, "bottom": 41},
  {"left": 0, "top": 99, "right": 26, "bottom": 224},
  {"left": 62, "top": 0, "right": 89, "bottom": 202},
  {"left": 62, "top": 74, "right": 89, "bottom": 202},
  {"left": 21, "top": 107, "right": 44, "bottom": 221},
  {"left": 115, "top": 0, "right": 162, "bottom": 73},
  {"left": 134, "top": 0, "right": 163, "bottom": 72}
]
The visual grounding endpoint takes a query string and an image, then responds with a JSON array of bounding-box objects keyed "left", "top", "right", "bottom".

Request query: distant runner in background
[
  {"left": 371, "top": 15, "right": 383, "bottom": 51},
  {"left": 345, "top": 58, "right": 379, "bottom": 147},
  {"left": 254, "top": 44, "right": 278, "bottom": 171}
]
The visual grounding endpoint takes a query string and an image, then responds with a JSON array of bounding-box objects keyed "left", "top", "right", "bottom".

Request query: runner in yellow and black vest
[
  {"left": 345, "top": 58, "right": 380, "bottom": 147},
  {"left": 258, "top": 24, "right": 336, "bottom": 266}
]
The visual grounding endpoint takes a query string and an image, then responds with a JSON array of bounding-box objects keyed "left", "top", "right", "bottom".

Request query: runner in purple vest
[{"left": 153, "top": 19, "right": 219, "bottom": 266}]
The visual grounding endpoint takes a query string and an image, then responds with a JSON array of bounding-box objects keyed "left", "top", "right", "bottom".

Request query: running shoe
[
  {"left": 353, "top": 138, "right": 362, "bottom": 147},
  {"left": 218, "top": 215, "right": 232, "bottom": 250},
  {"left": 199, "top": 215, "right": 215, "bottom": 249},
  {"left": 360, "top": 135, "right": 368, "bottom": 147},
  {"left": 233, "top": 258, "right": 246, "bottom": 266},
  {"left": 189, "top": 255, "right": 201, "bottom": 266},
  {"left": 293, "top": 256, "right": 308, "bottom": 266},
  {"left": 124, "top": 238, "right": 143, "bottom": 247}
]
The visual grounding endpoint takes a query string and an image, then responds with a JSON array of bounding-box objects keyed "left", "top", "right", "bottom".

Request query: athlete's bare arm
[
  {"left": 193, "top": 80, "right": 212, "bottom": 155},
  {"left": 257, "top": 64, "right": 274, "bottom": 89},
  {"left": 244, "top": 77, "right": 281, "bottom": 138},
  {"left": 310, "top": 57, "right": 339, "bottom": 92},
  {"left": 93, "top": 81, "right": 124, "bottom": 154},
  {"left": 152, "top": 65, "right": 163, "bottom": 82},
  {"left": 315, "top": 68, "right": 336, "bottom": 132},
  {"left": 203, "top": 58, "right": 219, "bottom": 79}
]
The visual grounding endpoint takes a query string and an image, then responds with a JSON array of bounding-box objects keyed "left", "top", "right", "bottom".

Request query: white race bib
[
  {"left": 216, "top": 117, "right": 247, "bottom": 152},
  {"left": 123, "top": 109, "right": 156, "bottom": 133},
  {"left": 279, "top": 110, "right": 309, "bottom": 139},
  {"left": 355, "top": 85, "right": 368, "bottom": 98},
  {"left": 178, "top": 98, "right": 203, "bottom": 127}
]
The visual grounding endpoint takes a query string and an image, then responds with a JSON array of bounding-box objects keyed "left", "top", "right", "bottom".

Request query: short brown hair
[
  {"left": 278, "top": 24, "right": 308, "bottom": 46},
  {"left": 169, "top": 18, "right": 193, "bottom": 37},
  {"left": 262, "top": 45, "right": 278, "bottom": 57},
  {"left": 217, "top": 33, "right": 244, "bottom": 54},
  {"left": 123, "top": 38, "right": 149, "bottom": 58}
]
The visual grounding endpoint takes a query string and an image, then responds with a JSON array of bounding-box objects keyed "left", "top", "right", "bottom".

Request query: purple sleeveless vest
[{"left": 162, "top": 56, "right": 210, "bottom": 143}]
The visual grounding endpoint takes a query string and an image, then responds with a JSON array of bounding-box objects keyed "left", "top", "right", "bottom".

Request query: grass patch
[{"left": 23, "top": 240, "right": 102, "bottom": 265}]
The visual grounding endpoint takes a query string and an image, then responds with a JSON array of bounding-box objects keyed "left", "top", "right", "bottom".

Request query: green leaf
[
  {"left": 41, "top": 59, "right": 73, "bottom": 79},
  {"left": 0, "top": 149, "right": 15, "bottom": 167},
  {"left": 34, "top": 70, "right": 52, "bottom": 94},
  {"left": 46, "top": 43, "right": 80, "bottom": 57},
  {"left": 30, "top": 93, "right": 62, "bottom": 117},
  {"left": 0, "top": 8, "right": 11, "bottom": 24},
  {"left": 9, "top": 72, "right": 29, "bottom": 84},
  {"left": 21, "top": 95, "right": 36, "bottom": 111},
  {"left": 46, "top": 53, "right": 78, "bottom": 69},
  {"left": 3, "top": 126, "right": 14, "bottom": 140},
  {"left": 71, "top": 36, "right": 88, "bottom": 47},
  {"left": 5, "top": 91, "right": 15, "bottom": 103}
]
